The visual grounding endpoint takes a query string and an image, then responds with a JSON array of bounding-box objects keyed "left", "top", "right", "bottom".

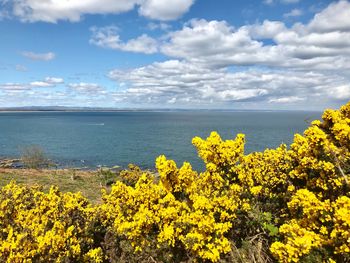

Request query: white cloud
[
  {"left": 90, "top": 26, "right": 158, "bottom": 54},
  {"left": 21, "top": 51, "right": 55, "bottom": 61},
  {"left": 45, "top": 77, "right": 64, "bottom": 84},
  {"left": 121, "top": 34, "right": 158, "bottom": 54},
  {"left": 263, "top": 0, "right": 300, "bottom": 5},
  {"left": 139, "top": 0, "right": 194, "bottom": 21},
  {"left": 30, "top": 81, "right": 53, "bottom": 87},
  {"left": 281, "top": 0, "right": 300, "bottom": 4},
  {"left": 269, "top": 96, "right": 305, "bottom": 103},
  {"left": 6, "top": 0, "right": 194, "bottom": 22},
  {"left": 108, "top": 60, "right": 349, "bottom": 108},
  {"left": 68, "top": 83, "right": 105, "bottom": 94},
  {"left": 263, "top": 0, "right": 274, "bottom": 5},
  {"left": 283, "top": 8, "right": 303, "bottom": 18},
  {"left": 10, "top": 0, "right": 138, "bottom": 22},
  {"left": 328, "top": 85, "right": 350, "bottom": 100},
  {"left": 0, "top": 80, "right": 110, "bottom": 107},
  {"left": 29, "top": 77, "right": 64, "bottom": 87},
  {"left": 308, "top": 0, "right": 350, "bottom": 33},
  {"left": 147, "top": 22, "right": 171, "bottom": 31},
  {"left": 161, "top": 19, "right": 264, "bottom": 67},
  {"left": 247, "top": 20, "right": 286, "bottom": 39},
  {"left": 0, "top": 77, "right": 64, "bottom": 94},
  {"left": 0, "top": 83, "right": 29, "bottom": 91}
]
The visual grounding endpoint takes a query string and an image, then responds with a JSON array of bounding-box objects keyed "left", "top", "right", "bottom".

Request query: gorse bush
[
  {"left": 1, "top": 102, "right": 350, "bottom": 262},
  {"left": 0, "top": 183, "right": 102, "bottom": 262}
]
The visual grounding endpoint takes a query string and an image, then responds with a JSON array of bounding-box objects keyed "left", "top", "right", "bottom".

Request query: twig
[
  {"left": 149, "top": 256, "right": 157, "bottom": 263},
  {"left": 327, "top": 147, "right": 349, "bottom": 185}
]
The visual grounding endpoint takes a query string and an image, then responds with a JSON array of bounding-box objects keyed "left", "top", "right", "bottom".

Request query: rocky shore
[{"left": 0, "top": 159, "right": 24, "bottom": 169}]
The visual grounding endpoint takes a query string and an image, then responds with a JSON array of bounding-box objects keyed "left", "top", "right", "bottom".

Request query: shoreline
[{"left": 0, "top": 157, "right": 123, "bottom": 171}]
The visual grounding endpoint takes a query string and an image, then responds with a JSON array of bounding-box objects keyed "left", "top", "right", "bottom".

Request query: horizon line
[{"left": 0, "top": 106, "right": 323, "bottom": 112}]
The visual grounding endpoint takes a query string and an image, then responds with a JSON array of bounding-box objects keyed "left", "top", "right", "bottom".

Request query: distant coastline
[
  {"left": 0, "top": 106, "right": 321, "bottom": 113},
  {"left": 0, "top": 106, "right": 162, "bottom": 112}
]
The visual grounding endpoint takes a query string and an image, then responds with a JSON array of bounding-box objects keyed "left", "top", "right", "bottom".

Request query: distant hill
[
  {"left": 0, "top": 106, "right": 314, "bottom": 112},
  {"left": 0, "top": 106, "right": 131, "bottom": 112},
  {"left": 0, "top": 106, "right": 168, "bottom": 112}
]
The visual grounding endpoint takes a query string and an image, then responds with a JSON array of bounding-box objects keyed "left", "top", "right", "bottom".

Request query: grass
[{"left": 0, "top": 168, "right": 111, "bottom": 204}]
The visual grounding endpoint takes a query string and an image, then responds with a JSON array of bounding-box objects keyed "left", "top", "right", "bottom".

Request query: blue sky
[{"left": 0, "top": 0, "right": 349, "bottom": 110}]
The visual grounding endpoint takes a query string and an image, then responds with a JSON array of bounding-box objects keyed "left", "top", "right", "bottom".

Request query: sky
[{"left": 0, "top": 0, "right": 349, "bottom": 110}]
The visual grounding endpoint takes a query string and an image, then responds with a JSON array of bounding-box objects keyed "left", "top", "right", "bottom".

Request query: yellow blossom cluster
[{"left": 0, "top": 182, "right": 104, "bottom": 262}]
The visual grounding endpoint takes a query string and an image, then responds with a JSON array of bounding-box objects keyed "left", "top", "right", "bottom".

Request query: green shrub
[{"left": 21, "top": 145, "right": 51, "bottom": 169}]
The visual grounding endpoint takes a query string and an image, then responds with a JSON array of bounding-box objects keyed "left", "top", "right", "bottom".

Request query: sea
[{"left": 0, "top": 111, "right": 321, "bottom": 170}]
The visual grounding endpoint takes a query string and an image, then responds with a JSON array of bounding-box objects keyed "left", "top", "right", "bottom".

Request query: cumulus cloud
[
  {"left": 161, "top": 19, "right": 265, "bottom": 67},
  {"left": 307, "top": 0, "right": 350, "bottom": 33},
  {"left": 29, "top": 77, "right": 64, "bottom": 87},
  {"left": 45, "top": 77, "right": 64, "bottom": 84},
  {"left": 147, "top": 22, "right": 171, "bottom": 31},
  {"left": 283, "top": 8, "right": 303, "bottom": 18},
  {"left": 5, "top": 0, "right": 194, "bottom": 22},
  {"left": 139, "top": 0, "right": 194, "bottom": 21},
  {"left": 245, "top": 20, "right": 286, "bottom": 39},
  {"left": 29, "top": 81, "right": 53, "bottom": 87},
  {"left": 328, "top": 85, "right": 350, "bottom": 100},
  {"left": 12, "top": 0, "right": 137, "bottom": 22},
  {"left": 21, "top": 51, "right": 55, "bottom": 61},
  {"left": 90, "top": 26, "right": 158, "bottom": 54}
]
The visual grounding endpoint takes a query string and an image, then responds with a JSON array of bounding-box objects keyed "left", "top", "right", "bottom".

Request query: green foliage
[{"left": 97, "top": 167, "right": 117, "bottom": 186}]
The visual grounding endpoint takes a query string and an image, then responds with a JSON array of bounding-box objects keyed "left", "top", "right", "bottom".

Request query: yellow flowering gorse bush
[{"left": 0, "top": 182, "right": 104, "bottom": 262}]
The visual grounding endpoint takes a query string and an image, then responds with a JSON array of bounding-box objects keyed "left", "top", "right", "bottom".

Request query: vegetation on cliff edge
[{"left": 1, "top": 101, "right": 350, "bottom": 262}]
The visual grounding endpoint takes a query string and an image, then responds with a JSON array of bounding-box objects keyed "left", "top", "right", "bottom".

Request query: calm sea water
[{"left": 0, "top": 111, "right": 320, "bottom": 170}]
